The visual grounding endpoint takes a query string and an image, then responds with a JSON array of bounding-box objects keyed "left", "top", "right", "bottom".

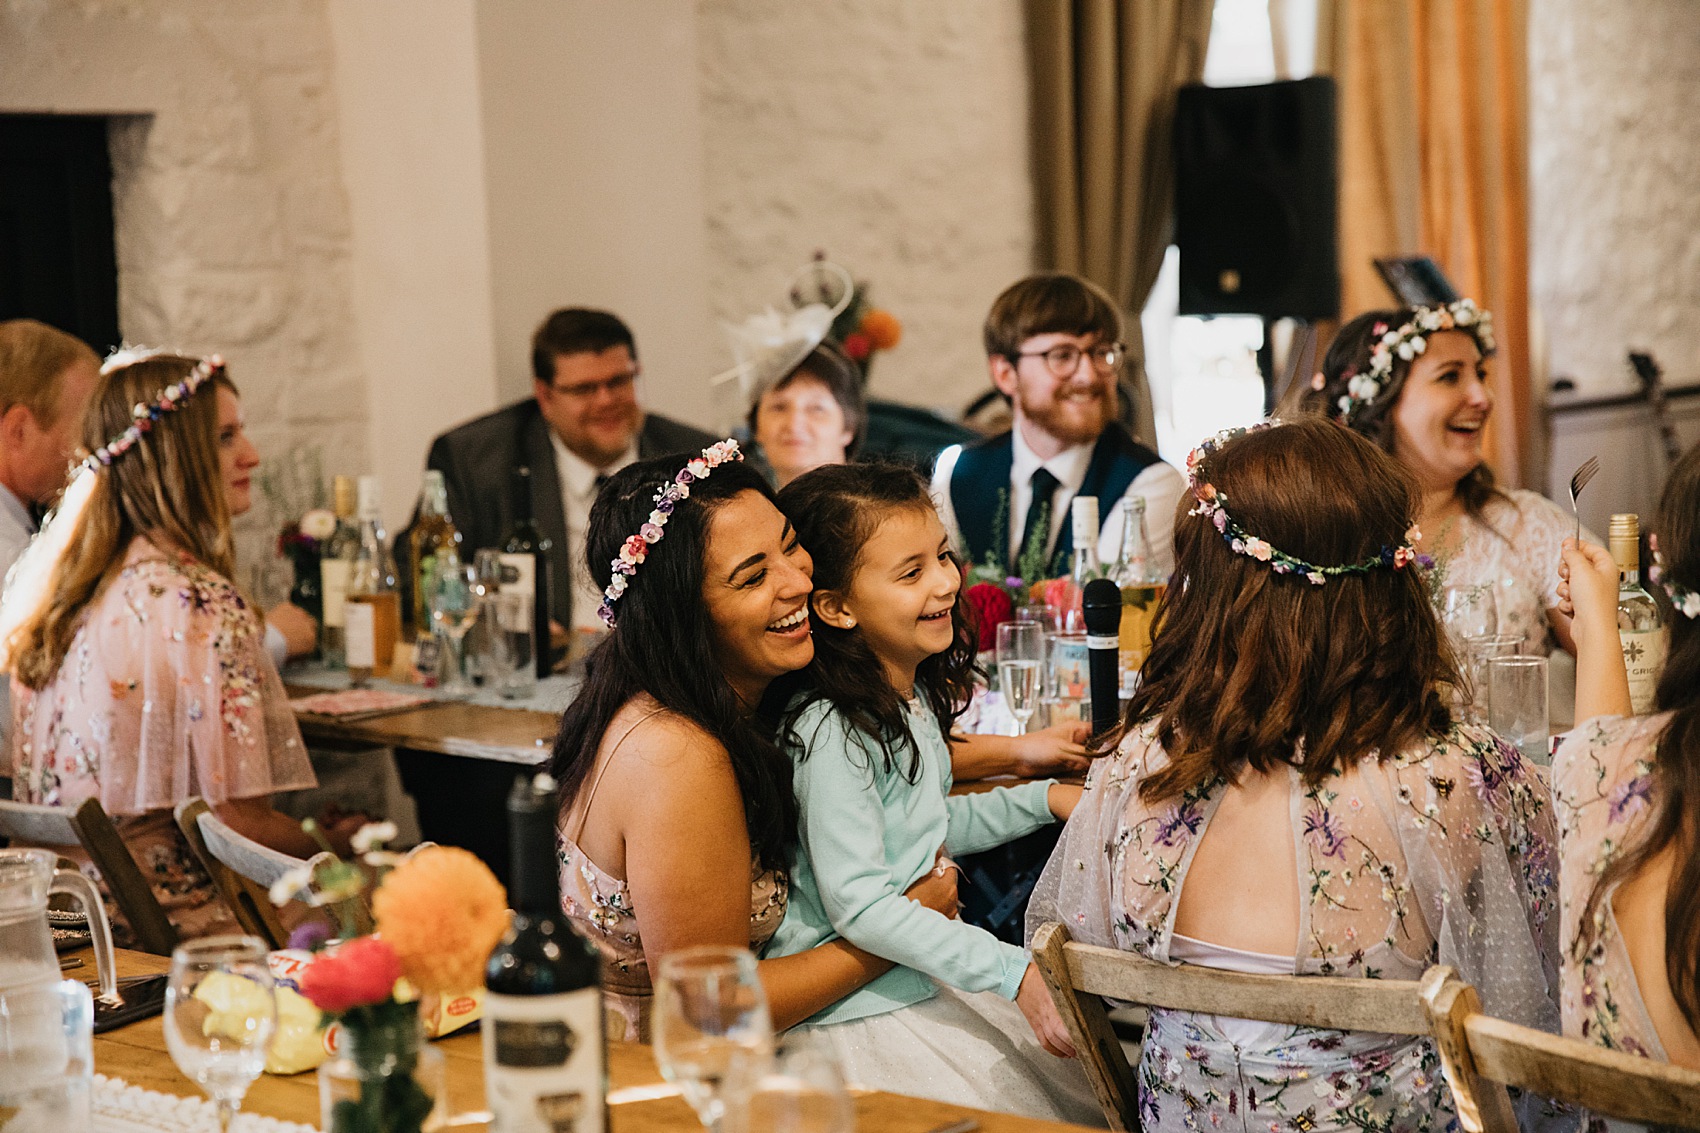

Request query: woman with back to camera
[
  {"left": 1302, "top": 302, "right": 1588, "bottom": 658},
  {"left": 548, "top": 441, "right": 958, "bottom": 1041},
  {"left": 1551, "top": 443, "right": 1700, "bottom": 1067},
  {"left": 1032, "top": 418, "right": 1560, "bottom": 1132},
  {"left": 2, "top": 350, "right": 360, "bottom": 941}
]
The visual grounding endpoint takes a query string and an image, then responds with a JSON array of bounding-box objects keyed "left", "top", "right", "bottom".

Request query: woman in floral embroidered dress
[
  {"left": 547, "top": 449, "right": 957, "bottom": 1041},
  {"left": 1302, "top": 304, "right": 1592, "bottom": 664},
  {"left": 1, "top": 351, "right": 359, "bottom": 942},
  {"left": 1550, "top": 443, "right": 1700, "bottom": 1067},
  {"left": 1031, "top": 419, "right": 1560, "bottom": 1133}
]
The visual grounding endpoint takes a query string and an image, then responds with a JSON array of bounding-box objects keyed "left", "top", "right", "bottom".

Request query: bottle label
[
  {"left": 346, "top": 602, "right": 376, "bottom": 669},
  {"left": 484, "top": 987, "right": 605, "bottom": 1133},
  {"left": 320, "top": 561, "right": 352, "bottom": 628},
  {"left": 1622, "top": 628, "right": 1667, "bottom": 716},
  {"left": 501, "top": 553, "right": 536, "bottom": 597}
]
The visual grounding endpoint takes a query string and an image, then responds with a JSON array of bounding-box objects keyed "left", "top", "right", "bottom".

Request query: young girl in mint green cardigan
[{"left": 766, "top": 463, "right": 1098, "bottom": 1124}]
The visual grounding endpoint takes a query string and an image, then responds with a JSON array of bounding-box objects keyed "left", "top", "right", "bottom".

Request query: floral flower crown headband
[
  {"left": 598, "top": 439, "right": 744, "bottom": 628},
  {"left": 1332, "top": 299, "right": 1495, "bottom": 423},
  {"left": 79, "top": 354, "right": 224, "bottom": 474},
  {"left": 1187, "top": 422, "right": 1421, "bottom": 585},
  {"left": 1649, "top": 538, "right": 1700, "bottom": 619}
]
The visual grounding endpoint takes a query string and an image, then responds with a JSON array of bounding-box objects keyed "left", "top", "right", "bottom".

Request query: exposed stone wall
[
  {"left": 1530, "top": 0, "right": 1700, "bottom": 396},
  {"left": 697, "top": 0, "right": 1035, "bottom": 423},
  {"left": 0, "top": 0, "right": 368, "bottom": 593}
]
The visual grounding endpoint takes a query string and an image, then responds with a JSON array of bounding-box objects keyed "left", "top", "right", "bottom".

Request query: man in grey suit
[{"left": 410, "top": 308, "right": 714, "bottom": 645}]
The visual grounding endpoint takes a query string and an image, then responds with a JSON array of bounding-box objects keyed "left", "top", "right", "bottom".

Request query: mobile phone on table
[{"left": 92, "top": 973, "right": 170, "bottom": 1033}]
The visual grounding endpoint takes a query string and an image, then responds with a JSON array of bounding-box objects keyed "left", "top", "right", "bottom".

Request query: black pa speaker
[{"left": 1174, "top": 77, "right": 1338, "bottom": 320}]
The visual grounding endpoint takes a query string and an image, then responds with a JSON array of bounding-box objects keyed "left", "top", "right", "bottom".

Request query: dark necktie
[{"left": 1015, "top": 467, "right": 1061, "bottom": 571}]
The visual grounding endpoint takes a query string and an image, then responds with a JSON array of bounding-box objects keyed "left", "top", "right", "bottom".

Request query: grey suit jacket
[{"left": 404, "top": 400, "right": 715, "bottom": 628}]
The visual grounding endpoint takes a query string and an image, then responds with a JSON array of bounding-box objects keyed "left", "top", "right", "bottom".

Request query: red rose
[
  {"left": 963, "top": 583, "right": 1013, "bottom": 643},
  {"left": 298, "top": 936, "right": 402, "bottom": 1013},
  {"left": 842, "top": 332, "right": 873, "bottom": 361}
]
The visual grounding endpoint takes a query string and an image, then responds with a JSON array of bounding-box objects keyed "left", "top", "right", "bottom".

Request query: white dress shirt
[
  {"left": 551, "top": 432, "right": 639, "bottom": 631},
  {"left": 930, "top": 426, "right": 1185, "bottom": 577},
  {"left": 0, "top": 482, "right": 35, "bottom": 766}
]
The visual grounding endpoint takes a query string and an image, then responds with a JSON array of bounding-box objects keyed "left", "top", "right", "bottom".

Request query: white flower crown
[{"left": 1335, "top": 299, "right": 1496, "bottom": 423}]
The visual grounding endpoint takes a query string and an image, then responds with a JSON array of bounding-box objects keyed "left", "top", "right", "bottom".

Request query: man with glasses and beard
[{"left": 933, "top": 274, "right": 1183, "bottom": 584}]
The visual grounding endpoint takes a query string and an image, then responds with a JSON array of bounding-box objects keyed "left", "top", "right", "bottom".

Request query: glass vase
[{"left": 317, "top": 1001, "right": 445, "bottom": 1133}]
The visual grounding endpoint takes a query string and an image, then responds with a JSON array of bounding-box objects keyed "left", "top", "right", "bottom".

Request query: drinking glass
[
  {"left": 1489, "top": 655, "right": 1550, "bottom": 766},
  {"left": 162, "top": 936, "right": 277, "bottom": 1132},
  {"left": 736, "top": 1045, "right": 854, "bottom": 1133},
  {"left": 653, "top": 946, "right": 775, "bottom": 1133},
  {"left": 464, "top": 549, "right": 505, "bottom": 687},
  {"left": 0, "top": 980, "right": 94, "bottom": 1130},
  {"left": 996, "top": 622, "right": 1044, "bottom": 736},
  {"left": 1442, "top": 584, "right": 1498, "bottom": 642},
  {"left": 427, "top": 554, "right": 481, "bottom": 697},
  {"left": 1461, "top": 634, "right": 1521, "bottom": 724}
]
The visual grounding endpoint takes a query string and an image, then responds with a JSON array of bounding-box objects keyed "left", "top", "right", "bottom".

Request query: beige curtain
[
  {"left": 1324, "top": 0, "right": 1533, "bottom": 487},
  {"left": 1025, "top": 0, "right": 1214, "bottom": 447}
]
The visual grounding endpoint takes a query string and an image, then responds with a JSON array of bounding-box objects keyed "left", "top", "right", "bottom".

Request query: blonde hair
[
  {"left": 7, "top": 353, "right": 239, "bottom": 689},
  {"left": 0, "top": 319, "right": 100, "bottom": 425}
]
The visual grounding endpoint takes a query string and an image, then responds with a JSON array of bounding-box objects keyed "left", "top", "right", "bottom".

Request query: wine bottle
[
  {"left": 501, "top": 466, "right": 555, "bottom": 679},
  {"left": 409, "top": 469, "right": 462, "bottom": 642},
  {"left": 1070, "top": 496, "right": 1101, "bottom": 586},
  {"left": 318, "top": 475, "right": 360, "bottom": 669},
  {"left": 1109, "top": 496, "right": 1166, "bottom": 697},
  {"left": 347, "top": 476, "right": 401, "bottom": 687},
  {"left": 1611, "top": 513, "right": 1666, "bottom": 715},
  {"left": 484, "top": 772, "right": 607, "bottom": 1133}
]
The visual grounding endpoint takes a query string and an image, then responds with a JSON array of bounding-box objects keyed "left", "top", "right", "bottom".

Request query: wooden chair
[
  {"left": 0, "top": 795, "right": 180, "bottom": 955},
  {"left": 1031, "top": 922, "right": 1432, "bottom": 1130},
  {"left": 173, "top": 798, "right": 300, "bottom": 949},
  {"left": 1422, "top": 966, "right": 1700, "bottom": 1132}
]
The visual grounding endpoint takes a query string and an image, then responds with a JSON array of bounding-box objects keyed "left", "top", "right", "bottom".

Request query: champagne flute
[
  {"left": 162, "top": 936, "right": 276, "bottom": 1132},
  {"left": 427, "top": 552, "right": 481, "bottom": 697},
  {"left": 996, "top": 621, "right": 1044, "bottom": 736},
  {"left": 653, "top": 946, "right": 775, "bottom": 1133}
]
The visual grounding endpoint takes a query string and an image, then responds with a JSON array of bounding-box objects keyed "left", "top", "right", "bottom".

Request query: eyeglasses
[
  {"left": 1012, "top": 342, "right": 1126, "bottom": 378},
  {"left": 549, "top": 371, "right": 638, "bottom": 400}
]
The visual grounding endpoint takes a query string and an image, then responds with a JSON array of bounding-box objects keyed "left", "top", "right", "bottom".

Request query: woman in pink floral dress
[
  {"left": 1, "top": 351, "right": 356, "bottom": 941},
  {"left": 1551, "top": 443, "right": 1700, "bottom": 1068},
  {"left": 1032, "top": 420, "right": 1560, "bottom": 1133}
]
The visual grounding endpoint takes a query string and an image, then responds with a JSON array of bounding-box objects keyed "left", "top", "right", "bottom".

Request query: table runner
[{"left": 93, "top": 1075, "right": 317, "bottom": 1133}]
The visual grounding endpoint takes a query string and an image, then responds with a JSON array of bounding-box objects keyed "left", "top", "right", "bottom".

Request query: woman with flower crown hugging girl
[
  {"left": 1549, "top": 443, "right": 1700, "bottom": 1067},
  {"left": 1301, "top": 301, "right": 1593, "bottom": 665},
  {"left": 1, "top": 350, "right": 360, "bottom": 942},
  {"left": 760, "top": 462, "right": 1100, "bottom": 1123},
  {"left": 1031, "top": 418, "right": 1561, "bottom": 1133}
]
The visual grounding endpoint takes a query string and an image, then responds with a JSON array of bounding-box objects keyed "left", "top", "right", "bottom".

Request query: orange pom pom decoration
[
  {"left": 858, "top": 308, "right": 902, "bottom": 351},
  {"left": 371, "top": 846, "right": 509, "bottom": 996}
]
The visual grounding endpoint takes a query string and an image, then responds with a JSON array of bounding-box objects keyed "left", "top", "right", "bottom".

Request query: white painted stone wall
[
  {"left": 697, "top": 0, "right": 1036, "bottom": 425},
  {"left": 0, "top": 0, "right": 369, "bottom": 593},
  {"left": 1530, "top": 0, "right": 1700, "bottom": 398}
]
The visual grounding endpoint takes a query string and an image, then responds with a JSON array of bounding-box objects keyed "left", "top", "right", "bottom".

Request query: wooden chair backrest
[
  {"left": 0, "top": 795, "right": 180, "bottom": 955},
  {"left": 1031, "top": 922, "right": 1431, "bottom": 1130},
  {"left": 173, "top": 798, "right": 293, "bottom": 950},
  {"left": 1422, "top": 967, "right": 1700, "bottom": 1132}
]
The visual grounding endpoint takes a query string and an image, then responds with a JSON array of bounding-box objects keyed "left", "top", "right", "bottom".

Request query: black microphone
[{"left": 1082, "top": 577, "right": 1123, "bottom": 737}]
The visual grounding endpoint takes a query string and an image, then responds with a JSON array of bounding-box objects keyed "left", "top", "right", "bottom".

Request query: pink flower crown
[
  {"left": 1335, "top": 299, "right": 1495, "bottom": 423},
  {"left": 1187, "top": 422, "right": 1421, "bottom": 585},
  {"left": 598, "top": 439, "right": 744, "bottom": 628},
  {"left": 1650, "top": 537, "right": 1700, "bottom": 620},
  {"left": 79, "top": 354, "right": 225, "bottom": 474}
]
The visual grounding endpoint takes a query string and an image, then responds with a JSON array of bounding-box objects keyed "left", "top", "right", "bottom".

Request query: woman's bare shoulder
[{"left": 601, "top": 695, "right": 734, "bottom": 776}]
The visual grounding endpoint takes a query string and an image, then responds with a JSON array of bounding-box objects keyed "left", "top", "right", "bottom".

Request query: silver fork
[{"left": 1569, "top": 456, "right": 1600, "bottom": 543}]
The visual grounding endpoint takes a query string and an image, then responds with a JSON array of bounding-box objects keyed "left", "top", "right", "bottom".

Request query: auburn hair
[{"left": 1112, "top": 418, "right": 1457, "bottom": 800}]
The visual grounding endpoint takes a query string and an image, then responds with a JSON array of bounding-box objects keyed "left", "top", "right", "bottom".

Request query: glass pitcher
[{"left": 0, "top": 848, "right": 118, "bottom": 1005}]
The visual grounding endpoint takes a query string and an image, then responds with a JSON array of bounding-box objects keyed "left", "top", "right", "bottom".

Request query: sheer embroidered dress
[
  {"left": 8, "top": 539, "right": 316, "bottom": 940},
  {"left": 1031, "top": 720, "right": 1560, "bottom": 1133}
]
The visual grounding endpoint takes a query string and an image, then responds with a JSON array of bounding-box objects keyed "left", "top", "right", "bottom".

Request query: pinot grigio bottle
[{"left": 484, "top": 772, "right": 606, "bottom": 1133}]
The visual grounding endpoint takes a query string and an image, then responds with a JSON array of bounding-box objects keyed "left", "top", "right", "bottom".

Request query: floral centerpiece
[{"left": 270, "top": 823, "right": 509, "bottom": 1133}]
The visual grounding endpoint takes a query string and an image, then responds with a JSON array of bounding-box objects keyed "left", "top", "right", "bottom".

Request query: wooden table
[{"left": 89, "top": 949, "right": 1099, "bottom": 1133}]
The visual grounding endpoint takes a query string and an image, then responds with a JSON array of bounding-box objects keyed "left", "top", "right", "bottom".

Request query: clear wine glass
[
  {"left": 1442, "top": 584, "right": 1498, "bottom": 642},
  {"left": 653, "top": 946, "right": 775, "bottom": 1133},
  {"left": 740, "top": 1045, "right": 855, "bottom": 1133},
  {"left": 427, "top": 553, "right": 481, "bottom": 697},
  {"left": 162, "top": 936, "right": 276, "bottom": 1132},
  {"left": 996, "top": 621, "right": 1044, "bottom": 736}
]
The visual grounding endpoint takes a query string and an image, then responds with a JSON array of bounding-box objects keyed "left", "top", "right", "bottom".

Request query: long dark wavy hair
[
  {"left": 547, "top": 455, "right": 799, "bottom": 871},
  {"left": 1578, "top": 443, "right": 1700, "bottom": 1035},
  {"left": 1298, "top": 308, "right": 1507, "bottom": 530},
  {"left": 772, "top": 463, "right": 977, "bottom": 782},
  {"left": 1111, "top": 418, "right": 1458, "bottom": 801}
]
